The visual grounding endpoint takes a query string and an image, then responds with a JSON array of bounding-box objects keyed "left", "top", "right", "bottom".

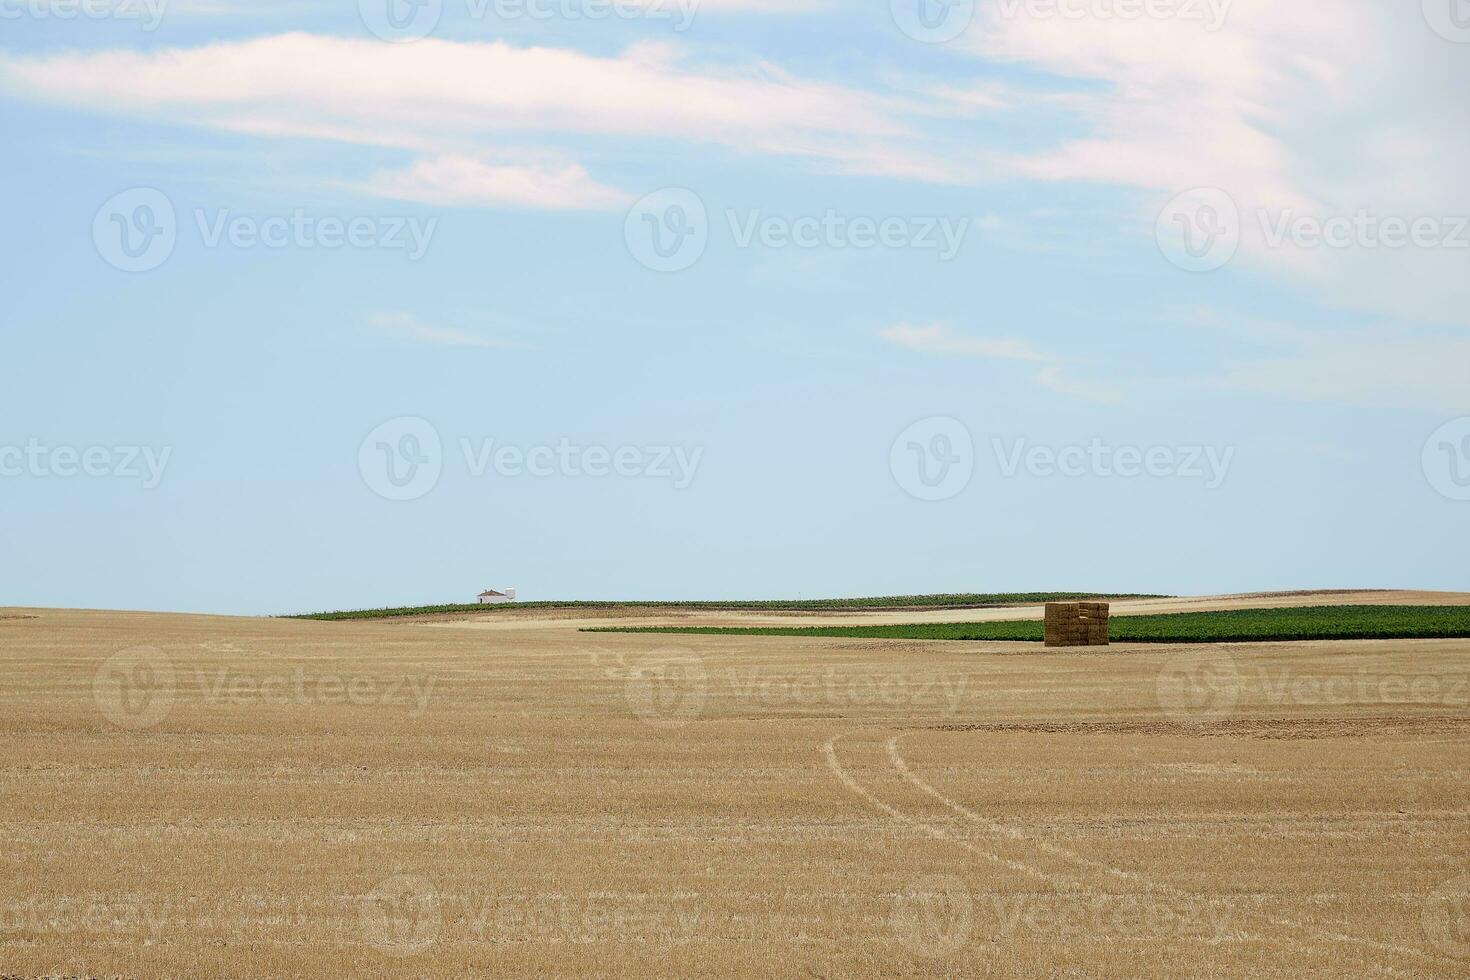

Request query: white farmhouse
[{"left": 477, "top": 588, "right": 518, "bottom": 605}]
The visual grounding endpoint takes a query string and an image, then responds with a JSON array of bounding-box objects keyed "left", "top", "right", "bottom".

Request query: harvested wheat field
[{"left": 1, "top": 596, "right": 1468, "bottom": 978}]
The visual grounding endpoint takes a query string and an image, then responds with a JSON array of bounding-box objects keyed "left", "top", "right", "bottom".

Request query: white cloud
[
  {"left": 968, "top": 0, "right": 1470, "bottom": 328},
  {"left": 4, "top": 3, "right": 1462, "bottom": 334},
  {"left": 139, "top": 0, "right": 305, "bottom": 10},
  {"left": 0, "top": 33, "right": 938, "bottom": 185},
  {"left": 652, "top": 0, "right": 832, "bottom": 9},
  {"left": 1036, "top": 365, "right": 1124, "bottom": 405},
  {"left": 878, "top": 323, "right": 1122, "bottom": 404},
  {"left": 1176, "top": 308, "right": 1469, "bottom": 413},
  {"left": 162, "top": 0, "right": 829, "bottom": 13},
  {"left": 362, "top": 155, "right": 629, "bottom": 210},
  {"left": 368, "top": 311, "right": 521, "bottom": 349},
  {"left": 879, "top": 323, "right": 1047, "bottom": 362},
  {"left": 1224, "top": 330, "right": 1470, "bottom": 414}
]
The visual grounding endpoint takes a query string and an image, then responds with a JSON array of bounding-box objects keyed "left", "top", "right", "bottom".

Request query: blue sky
[{"left": 2, "top": 0, "right": 1467, "bottom": 615}]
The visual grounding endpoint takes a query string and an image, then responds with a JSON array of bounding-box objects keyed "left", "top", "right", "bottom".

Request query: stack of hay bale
[{"left": 1044, "top": 601, "right": 1110, "bottom": 647}]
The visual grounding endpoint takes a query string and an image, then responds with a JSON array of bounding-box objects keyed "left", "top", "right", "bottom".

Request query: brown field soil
[{"left": 1, "top": 595, "right": 1467, "bottom": 978}]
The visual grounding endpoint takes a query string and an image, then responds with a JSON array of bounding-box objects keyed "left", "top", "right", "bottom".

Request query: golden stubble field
[{"left": 1, "top": 602, "right": 1467, "bottom": 978}]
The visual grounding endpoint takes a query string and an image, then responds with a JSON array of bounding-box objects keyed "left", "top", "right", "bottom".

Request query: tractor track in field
[{"left": 822, "top": 726, "right": 1456, "bottom": 977}]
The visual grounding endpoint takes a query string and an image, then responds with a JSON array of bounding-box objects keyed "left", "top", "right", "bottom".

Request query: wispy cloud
[
  {"left": 0, "top": 33, "right": 947, "bottom": 190},
  {"left": 5, "top": 1, "right": 1463, "bottom": 331},
  {"left": 162, "top": 0, "right": 832, "bottom": 13},
  {"left": 1223, "top": 328, "right": 1470, "bottom": 414},
  {"left": 367, "top": 311, "right": 524, "bottom": 350},
  {"left": 878, "top": 323, "right": 1121, "bottom": 404},
  {"left": 362, "top": 155, "right": 629, "bottom": 211},
  {"left": 878, "top": 323, "right": 1046, "bottom": 362},
  {"left": 1175, "top": 307, "right": 1469, "bottom": 413},
  {"left": 1036, "top": 365, "right": 1124, "bottom": 406},
  {"left": 966, "top": 0, "right": 1470, "bottom": 328}
]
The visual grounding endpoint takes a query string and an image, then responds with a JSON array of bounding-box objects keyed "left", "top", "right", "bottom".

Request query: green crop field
[
  {"left": 588, "top": 605, "right": 1470, "bottom": 644},
  {"left": 290, "top": 592, "right": 1163, "bottom": 621}
]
